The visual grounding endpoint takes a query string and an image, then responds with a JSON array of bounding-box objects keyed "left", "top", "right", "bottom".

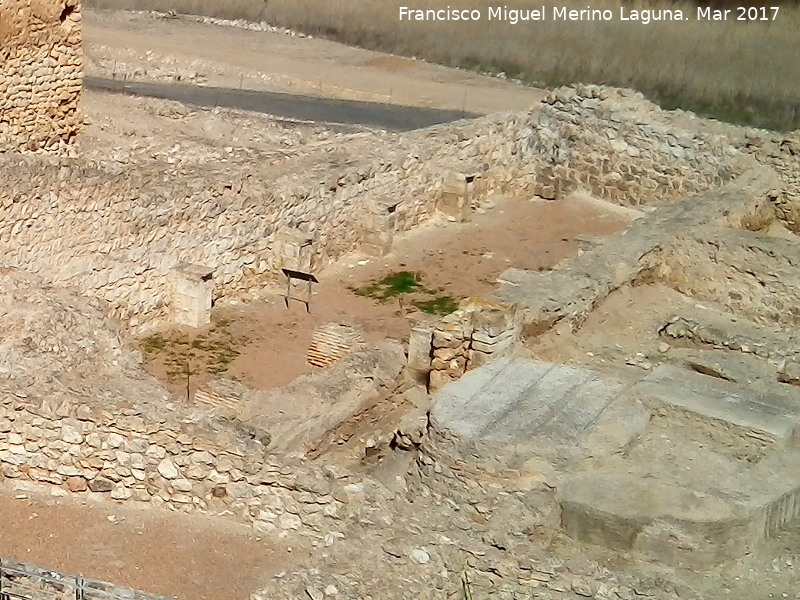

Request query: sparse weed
[
  {"left": 352, "top": 270, "right": 425, "bottom": 302},
  {"left": 138, "top": 324, "right": 243, "bottom": 381},
  {"left": 413, "top": 295, "right": 460, "bottom": 316},
  {"left": 352, "top": 270, "right": 460, "bottom": 315}
]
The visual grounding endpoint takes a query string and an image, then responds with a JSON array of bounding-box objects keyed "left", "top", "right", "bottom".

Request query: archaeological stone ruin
[
  {"left": 1, "top": 6, "right": 800, "bottom": 600},
  {"left": 0, "top": 0, "right": 83, "bottom": 153}
]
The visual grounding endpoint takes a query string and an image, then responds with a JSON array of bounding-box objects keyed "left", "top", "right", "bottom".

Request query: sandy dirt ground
[
  {"left": 0, "top": 482, "right": 295, "bottom": 600},
  {"left": 531, "top": 283, "right": 697, "bottom": 367},
  {"left": 83, "top": 10, "right": 545, "bottom": 114},
  {"left": 139, "top": 193, "right": 633, "bottom": 398}
]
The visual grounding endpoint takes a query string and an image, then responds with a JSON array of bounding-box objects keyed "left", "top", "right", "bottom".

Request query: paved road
[{"left": 86, "top": 77, "right": 477, "bottom": 131}]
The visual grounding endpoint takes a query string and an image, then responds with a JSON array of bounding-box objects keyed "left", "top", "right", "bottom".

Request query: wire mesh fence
[{"left": 0, "top": 558, "right": 168, "bottom": 600}]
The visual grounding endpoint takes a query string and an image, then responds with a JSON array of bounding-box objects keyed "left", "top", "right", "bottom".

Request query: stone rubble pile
[
  {"left": 251, "top": 455, "right": 701, "bottom": 600},
  {"left": 86, "top": 44, "right": 209, "bottom": 84},
  {"left": 136, "top": 9, "right": 308, "bottom": 38}
]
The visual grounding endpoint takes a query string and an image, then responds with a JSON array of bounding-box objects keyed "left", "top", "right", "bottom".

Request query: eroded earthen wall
[{"left": 0, "top": 0, "right": 82, "bottom": 152}]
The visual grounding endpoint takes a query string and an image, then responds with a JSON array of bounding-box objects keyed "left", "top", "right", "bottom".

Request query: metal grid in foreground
[{"left": 0, "top": 558, "right": 168, "bottom": 600}]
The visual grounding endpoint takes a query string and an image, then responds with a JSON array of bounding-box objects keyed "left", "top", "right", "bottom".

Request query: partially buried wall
[{"left": 0, "top": 0, "right": 83, "bottom": 153}]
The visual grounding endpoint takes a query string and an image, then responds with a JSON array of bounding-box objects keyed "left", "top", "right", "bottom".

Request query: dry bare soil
[
  {"left": 0, "top": 481, "right": 295, "bottom": 600},
  {"left": 83, "top": 9, "right": 545, "bottom": 114},
  {"left": 138, "top": 194, "right": 633, "bottom": 398}
]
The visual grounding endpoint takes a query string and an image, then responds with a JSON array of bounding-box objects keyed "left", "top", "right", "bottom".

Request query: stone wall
[
  {"left": 408, "top": 299, "right": 520, "bottom": 393},
  {"left": 0, "top": 85, "right": 743, "bottom": 328},
  {"left": 492, "top": 167, "right": 779, "bottom": 334},
  {"left": 528, "top": 85, "right": 738, "bottom": 204},
  {"left": 0, "top": 268, "right": 363, "bottom": 540},
  {"left": 0, "top": 0, "right": 83, "bottom": 153},
  {"left": 0, "top": 391, "right": 351, "bottom": 539},
  {"left": 743, "top": 130, "right": 800, "bottom": 231},
  {"left": 0, "top": 111, "right": 535, "bottom": 328},
  {"left": 650, "top": 228, "right": 800, "bottom": 327}
]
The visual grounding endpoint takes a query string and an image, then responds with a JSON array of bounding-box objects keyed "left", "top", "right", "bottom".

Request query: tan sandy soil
[
  {"left": 139, "top": 193, "right": 633, "bottom": 397},
  {"left": 0, "top": 482, "right": 296, "bottom": 600},
  {"left": 83, "top": 10, "right": 546, "bottom": 113}
]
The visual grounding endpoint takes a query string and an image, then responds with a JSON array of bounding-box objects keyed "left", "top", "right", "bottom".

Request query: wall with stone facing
[
  {"left": 492, "top": 167, "right": 779, "bottom": 335},
  {"left": 527, "top": 85, "right": 738, "bottom": 204},
  {"left": 0, "top": 85, "right": 743, "bottom": 328},
  {"left": 0, "top": 392, "right": 351, "bottom": 538},
  {"left": 648, "top": 227, "right": 800, "bottom": 327},
  {"left": 0, "top": 0, "right": 82, "bottom": 152},
  {"left": 0, "top": 111, "right": 536, "bottom": 328},
  {"left": 742, "top": 130, "right": 800, "bottom": 231},
  {"left": 408, "top": 299, "right": 520, "bottom": 393}
]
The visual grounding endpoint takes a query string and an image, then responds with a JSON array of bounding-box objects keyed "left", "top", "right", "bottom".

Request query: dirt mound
[{"left": 0, "top": 268, "right": 168, "bottom": 409}]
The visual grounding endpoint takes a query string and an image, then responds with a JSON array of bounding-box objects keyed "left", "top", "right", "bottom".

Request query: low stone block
[
  {"left": 470, "top": 337, "right": 515, "bottom": 355},
  {"left": 408, "top": 321, "right": 434, "bottom": 372},
  {"left": 276, "top": 228, "right": 314, "bottom": 273},
  {"left": 432, "top": 329, "right": 464, "bottom": 349},
  {"left": 170, "top": 263, "right": 213, "bottom": 329},
  {"left": 429, "top": 369, "right": 454, "bottom": 394},
  {"left": 466, "top": 349, "right": 493, "bottom": 370}
]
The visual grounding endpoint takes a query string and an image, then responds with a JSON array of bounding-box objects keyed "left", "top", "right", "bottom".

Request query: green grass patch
[
  {"left": 352, "top": 270, "right": 426, "bottom": 302},
  {"left": 413, "top": 295, "right": 461, "bottom": 316},
  {"left": 142, "top": 334, "right": 168, "bottom": 353},
  {"left": 352, "top": 270, "right": 461, "bottom": 316},
  {"left": 138, "top": 323, "right": 245, "bottom": 382}
]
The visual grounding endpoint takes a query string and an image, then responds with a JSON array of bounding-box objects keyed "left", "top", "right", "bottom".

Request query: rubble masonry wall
[
  {"left": 0, "top": 86, "right": 738, "bottom": 327},
  {"left": 0, "top": 392, "right": 351, "bottom": 538},
  {"left": 0, "top": 0, "right": 82, "bottom": 152}
]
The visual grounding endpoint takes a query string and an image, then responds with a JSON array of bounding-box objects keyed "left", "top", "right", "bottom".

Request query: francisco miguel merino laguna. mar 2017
[{"left": 398, "top": 5, "right": 782, "bottom": 23}]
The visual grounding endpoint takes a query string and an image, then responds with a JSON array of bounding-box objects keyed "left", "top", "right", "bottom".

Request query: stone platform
[{"left": 426, "top": 357, "right": 800, "bottom": 566}]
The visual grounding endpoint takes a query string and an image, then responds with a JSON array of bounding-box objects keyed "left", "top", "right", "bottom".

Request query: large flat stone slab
[
  {"left": 428, "top": 356, "right": 800, "bottom": 566},
  {"left": 628, "top": 365, "right": 800, "bottom": 443},
  {"left": 560, "top": 446, "right": 800, "bottom": 567},
  {"left": 559, "top": 469, "right": 757, "bottom": 567},
  {"left": 429, "top": 358, "right": 648, "bottom": 463}
]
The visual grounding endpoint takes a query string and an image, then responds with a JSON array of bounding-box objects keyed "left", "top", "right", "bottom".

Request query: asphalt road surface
[{"left": 86, "top": 77, "right": 477, "bottom": 131}]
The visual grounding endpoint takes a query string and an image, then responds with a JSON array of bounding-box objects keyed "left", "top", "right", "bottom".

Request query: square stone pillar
[
  {"left": 362, "top": 197, "right": 399, "bottom": 257},
  {"left": 170, "top": 263, "right": 214, "bottom": 328},
  {"left": 408, "top": 314, "right": 442, "bottom": 389},
  {"left": 439, "top": 172, "right": 479, "bottom": 222},
  {"left": 408, "top": 317, "right": 434, "bottom": 371},
  {"left": 466, "top": 299, "right": 520, "bottom": 371},
  {"left": 276, "top": 228, "right": 313, "bottom": 273}
]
